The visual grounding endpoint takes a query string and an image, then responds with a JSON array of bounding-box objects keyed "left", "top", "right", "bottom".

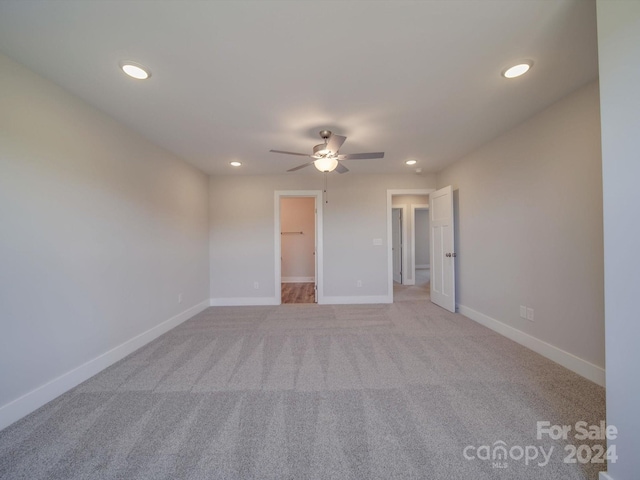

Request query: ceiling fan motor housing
[{"left": 313, "top": 143, "right": 332, "bottom": 157}]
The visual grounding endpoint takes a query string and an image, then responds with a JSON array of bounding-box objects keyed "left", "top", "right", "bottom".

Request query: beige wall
[
  {"left": 280, "top": 197, "right": 315, "bottom": 281},
  {"left": 437, "top": 81, "right": 604, "bottom": 370},
  {"left": 210, "top": 173, "right": 436, "bottom": 303},
  {"left": 0, "top": 53, "right": 210, "bottom": 428}
]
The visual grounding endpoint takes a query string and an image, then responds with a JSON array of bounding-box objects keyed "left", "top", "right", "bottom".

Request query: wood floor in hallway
[{"left": 281, "top": 282, "right": 315, "bottom": 304}]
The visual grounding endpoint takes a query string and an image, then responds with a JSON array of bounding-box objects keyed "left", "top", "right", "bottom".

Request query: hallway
[{"left": 393, "top": 267, "right": 430, "bottom": 302}]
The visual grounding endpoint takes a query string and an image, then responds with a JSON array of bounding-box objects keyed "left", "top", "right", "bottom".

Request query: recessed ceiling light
[
  {"left": 230, "top": 161, "right": 242, "bottom": 167},
  {"left": 405, "top": 159, "right": 417, "bottom": 165},
  {"left": 502, "top": 61, "right": 532, "bottom": 79},
  {"left": 120, "top": 62, "right": 151, "bottom": 80}
]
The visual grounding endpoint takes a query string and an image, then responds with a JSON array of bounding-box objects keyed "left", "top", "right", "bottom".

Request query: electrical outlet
[
  {"left": 357, "top": 280, "right": 362, "bottom": 287},
  {"left": 178, "top": 293, "right": 182, "bottom": 304},
  {"left": 526, "top": 307, "right": 534, "bottom": 321},
  {"left": 520, "top": 305, "right": 527, "bottom": 319},
  {"left": 254, "top": 282, "right": 259, "bottom": 289}
]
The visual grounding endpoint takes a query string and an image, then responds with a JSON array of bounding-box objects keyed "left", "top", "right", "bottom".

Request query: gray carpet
[
  {"left": 393, "top": 267, "right": 430, "bottom": 302},
  {"left": 0, "top": 300, "right": 605, "bottom": 479}
]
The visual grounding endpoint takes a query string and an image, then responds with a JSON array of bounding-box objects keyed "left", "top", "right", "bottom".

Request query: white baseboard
[
  {"left": 281, "top": 276, "right": 314, "bottom": 283},
  {"left": 599, "top": 472, "right": 614, "bottom": 480},
  {"left": 210, "top": 296, "right": 280, "bottom": 306},
  {"left": 0, "top": 299, "right": 210, "bottom": 432},
  {"left": 457, "top": 304, "right": 605, "bottom": 387},
  {"left": 320, "top": 295, "right": 392, "bottom": 305},
  {"left": 210, "top": 295, "right": 393, "bottom": 306}
]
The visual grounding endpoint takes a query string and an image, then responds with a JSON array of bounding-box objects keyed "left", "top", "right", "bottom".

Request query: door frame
[
  {"left": 387, "top": 189, "right": 435, "bottom": 301},
  {"left": 411, "top": 203, "right": 430, "bottom": 275},
  {"left": 274, "top": 190, "right": 324, "bottom": 304},
  {"left": 391, "top": 205, "right": 408, "bottom": 285}
]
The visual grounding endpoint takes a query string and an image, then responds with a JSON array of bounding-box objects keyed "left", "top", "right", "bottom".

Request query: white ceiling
[{"left": 0, "top": 0, "right": 598, "bottom": 176}]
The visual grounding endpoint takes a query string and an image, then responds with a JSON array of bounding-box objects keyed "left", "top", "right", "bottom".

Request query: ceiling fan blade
[
  {"left": 326, "top": 134, "right": 347, "bottom": 153},
  {"left": 286, "top": 162, "right": 313, "bottom": 172},
  {"left": 337, "top": 152, "right": 385, "bottom": 160},
  {"left": 270, "top": 149, "right": 311, "bottom": 157},
  {"left": 335, "top": 163, "right": 349, "bottom": 174}
]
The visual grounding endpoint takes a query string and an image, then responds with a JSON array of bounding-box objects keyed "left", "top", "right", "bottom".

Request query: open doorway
[
  {"left": 275, "top": 191, "right": 323, "bottom": 304},
  {"left": 412, "top": 205, "right": 430, "bottom": 296},
  {"left": 392, "top": 207, "right": 404, "bottom": 284},
  {"left": 387, "top": 190, "right": 434, "bottom": 302}
]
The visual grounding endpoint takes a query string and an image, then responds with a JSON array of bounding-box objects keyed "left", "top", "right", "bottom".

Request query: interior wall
[
  {"left": 210, "top": 173, "right": 436, "bottom": 303},
  {"left": 415, "top": 209, "right": 430, "bottom": 267},
  {"left": 597, "top": 2, "right": 640, "bottom": 478},
  {"left": 391, "top": 207, "right": 404, "bottom": 283},
  {"left": 392, "top": 194, "right": 429, "bottom": 283},
  {"left": 280, "top": 197, "right": 315, "bottom": 281},
  {"left": 0, "top": 53, "right": 210, "bottom": 429},
  {"left": 436, "top": 81, "right": 604, "bottom": 371}
]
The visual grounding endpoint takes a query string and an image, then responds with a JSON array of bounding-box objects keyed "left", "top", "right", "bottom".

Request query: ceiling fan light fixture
[
  {"left": 271, "top": 130, "right": 384, "bottom": 174},
  {"left": 230, "top": 161, "right": 242, "bottom": 167},
  {"left": 314, "top": 157, "right": 339, "bottom": 173}
]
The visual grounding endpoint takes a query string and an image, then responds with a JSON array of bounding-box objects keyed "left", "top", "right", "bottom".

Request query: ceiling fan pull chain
[{"left": 324, "top": 172, "right": 329, "bottom": 204}]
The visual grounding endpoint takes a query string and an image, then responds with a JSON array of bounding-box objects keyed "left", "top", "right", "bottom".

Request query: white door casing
[
  {"left": 411, "top": 203, "right": 430, "bottom": 276},
  {"left": 274, "top": 190, "right": 323, "bottom": 304},
  {"left": 392, "top": 208, "right": 402, "bottom": 284},
  {"left": 387, "top": 189, "right": 435, "bottom": 302},
  {"left": 314, "top": 203, "right": 318, "bottom": 303},
  {"left": 429, "top": 185, "right": 456, "bottom": 312}
]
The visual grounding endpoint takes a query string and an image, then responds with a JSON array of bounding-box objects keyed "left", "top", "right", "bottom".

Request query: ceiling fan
[{"left": 270, "top": 130, "right": 384, "bottom": 173}]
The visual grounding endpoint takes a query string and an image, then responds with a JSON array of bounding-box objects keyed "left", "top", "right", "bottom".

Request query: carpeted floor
[
  {"left": 0, "top": 299, "right": 605, "bottom": 479},
  {"left": 394, "top": 267, "right": 430, "bottom": 302}
]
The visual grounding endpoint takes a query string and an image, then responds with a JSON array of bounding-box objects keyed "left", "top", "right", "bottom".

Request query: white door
[
  {"left": 429, "top": 185, "right": 455, "bottom": 312},
  {"left": 392, "top": 208, "right": 402, "bottom": 284},
  {"left": 314, "top": 201, "right": 318, "bottom": 303}
]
